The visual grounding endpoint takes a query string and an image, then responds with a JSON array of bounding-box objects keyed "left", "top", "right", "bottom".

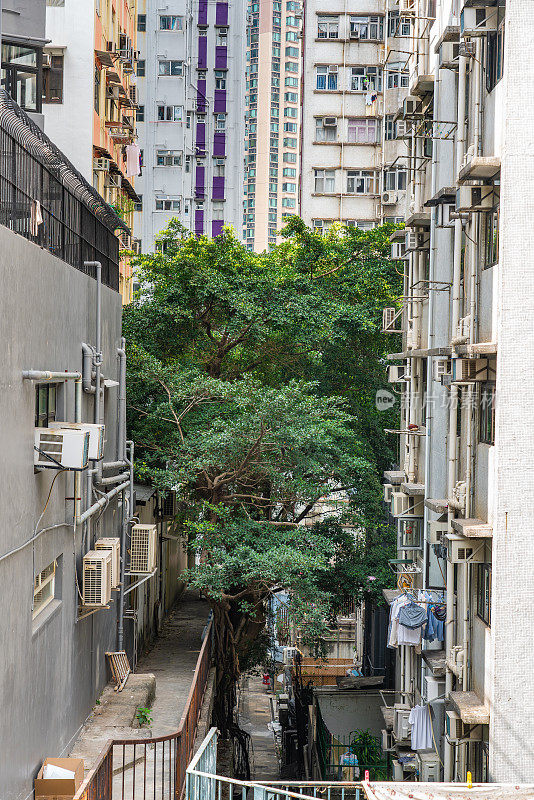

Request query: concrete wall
[
  {"left": 0, "top": 226, "right": 123, "bottom": 800},
  {"left": 315, "top": 689, "right": 383, "bottom": 739},
  {"left": 1, "top": 0, "right": 46, "bottom": 42}
]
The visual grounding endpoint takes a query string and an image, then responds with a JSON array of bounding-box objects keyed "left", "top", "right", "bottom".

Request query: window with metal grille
[
  {"left": 33, "top": 561, "right": 56, "bottom": 619},
  {"left": 35, "top": 383, "right": 57, "bottom": 427}
]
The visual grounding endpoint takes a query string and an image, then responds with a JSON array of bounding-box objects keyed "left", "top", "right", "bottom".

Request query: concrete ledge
[
  {"left": 450, "top": 690, "right": 490, "bottom": 725},
  {"left": 384, "top": 470, "right": 405, "bottom": 485},
  {"left": 451, "top": 517, "right": 493, "bottom": 538},
  {"left": 401, "top": 482, "right": 425, "bottom": 496},
  {"left": 425, "top": 498, "right": 449, "bottom": 514}
]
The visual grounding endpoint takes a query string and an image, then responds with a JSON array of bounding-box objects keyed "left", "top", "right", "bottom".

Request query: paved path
[{"left": 239, "top": 675, "right": 280, "bottom": 782}]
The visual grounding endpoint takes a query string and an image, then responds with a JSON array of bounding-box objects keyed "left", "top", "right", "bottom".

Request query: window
[
  {"left": 286, "top": 31, "right": 299, "bottom": 41},
  {"left": 316, "top": 65, "right": 337, "bottom": 90},
  {"left": 286, "top": 61, "right": 299, "bottom": 73},
  {"left": 317, "top": 15, "right": 339, "bottom": 38},
  {"left": 273, "top": 45, "right": 281, "bottom": 57},
  {"left": 285, "top": 91, "right": 298, "bottom": 102},
  {"left": 386, "top": 64, "right": 409, "bottom": 88},
  {"left": 94, "top": 65, "right": 100, "bottom": 112},
  {"left": 160, "top": 15, "right": 183, "bottom": 30},
  {"left": 42, "top": 54, "right": 64, "bottom": 103},
  {"left": 282, "top": 182, "right": 296, "bottom": 192},
  {"left": 285, "top": 76, "right": 298, "bottom": 87},
  {"left": 215, "top": 70, "right": 227, "bottom": 89},
  {"left": 284, "top": 106, "right": 298, "bottom": 118},
  {"left": 350, "top": 66, "right": 382, "bottom": 92},
  {"left": 1, "top": 42, "right": 42, "bottom": 112},
  {"left": 286, "top": 46, "right": 299, "bottom": 57},
  {"left": 134, "top": 195, "right": 143, "bottom": 211},
  {"left": 158, "top": 59, "right": 183, "bottom": 76},
  {"left": 156, "top": 150, "right": 182, "bottom": 166},
  {"left": 486, "top": 4, "right": 505, "bottom": 91},
  {"left": 217, "top": 29, "right": 228, "bottom": 45},
  {"left": 312, "top": 219, "right": 331, "bottom": 234},
  {"left": 347, "top": 117, "right": 378, "bottom": 144},
  {"left": 137, "top": 59, "right": 146, "bottom": 76},
  {"left": 315, "top": 117, "right": 337, "bottom": 142},
  {"left": 346, "top": 169, "right": 378, "bottom": 194},
  {"left": 137, "top": 104, "right": 145, "bottom": 122},
  {"left": 137, "top": 13, "right": 146, "bottom": 31},
  {"left": 477, "top": 563, "right": 491, "bottom": 625},
  {"left": 283, "top": 167, "right": 297, "bottom": 177},
  {"left": 216, "top": 113, "right": 226, "bottom": 130},
  {"left": 388, "top": 10, "right": 411, "bottom": 37},
  {"left": 157, "top": 104, "right": 182, "bottom": 121},
  {"left": 35, "top": 383, "right": 57, "bottom": 427},
  {"left": 349, "top": 15, "right": 383, "bottom": 40},
  {"left": 185, "top": 156, "right": 191, "bottom": 173},
  {"left": 214, "top": 163, "right": 225, "bottom": 178},
  {"left": 155, "top": 198, "right": 181, "bottom": 211},
  {"left": 384, "top": 114, "right": 396, "bottom": 140},
  {"left": 270, "top": 122, "right": 279, "bottom": 132},
  {"left": 284, "top": 137, "right": 297, "bottom": 147},
  {"left": 479, "top": 382, "right": 496, "bottom": 444},
  {"left": 33, "top": 561, "right": 57, "bottom": 620},
  {"left": 384, "top": 168, "right": 407, "bottom": 191},
  {"left": 283, "top": 122, "right": 297, "bottom": 132},
  {"left": 282, "top": 197, "right": 296, "bottom": 207},
  {"left": 284, "top": 152, "right": 297, "bottom": 162},
  {"left": 286, "top": 16, "right": 299, "bottom": 26},
  {"left": 482, "top": 204, "right": 500, "bottom": 267},
  {"left": 314, "top": 168, "right": 335, "bottom": 193},
  {"left": 287, "top": 1, "right": 300, "bottom": 9}
]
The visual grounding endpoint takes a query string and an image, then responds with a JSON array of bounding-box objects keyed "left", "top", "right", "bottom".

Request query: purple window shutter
[
  {"left": 198, "top": 36, "right": 207, "bottom": 68},
  {"left": 196, "top": 122, "right": 206, "bottom": 155},
  {"left": 213, "top": 131, "right": 226, "bottom": 157},
  {"left": 197, "top": 79, "right": 207, "bottom": 113},
  {"left": 215, "top": 46, "right": 227, "bottom": 69},
  {"left": 195, "top": 166, "right": 205, "bottom": 198},
  {"left": 195, "top": 210, "right": 204, "bottom": 235},
  {"left": 214, "top": 90, "right": 227, "bottom": 113},
  {"left": 215, "top": 2, "right": 228, "bottom": 25},
  {"left": 212, "top": 220, "right": 224, "bottom": 238},
  {"left": 212, "top": 177, "right": 225, "bottom": 200},
  {"left": 198, "top": 0, "right": 208, "bottom": 25}
]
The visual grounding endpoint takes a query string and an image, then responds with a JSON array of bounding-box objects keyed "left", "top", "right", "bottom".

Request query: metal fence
[
  {"left": 74, "top": 619, "right": 213, "bottom": 800},
  {"left": 0, "top": 89, "right": 121, "bottom": 290}
]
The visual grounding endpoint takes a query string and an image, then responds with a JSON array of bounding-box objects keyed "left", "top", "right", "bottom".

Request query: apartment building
[
  {"left": 243, "top": 0, "right": 302, "bottom": 251},
  {"left": 43, "top": 0, "right": 140, "bottom": 303},
  {"left": 134, "top": 0, "right": 246, "bottom": 253},
  {"left": 382, "top": 0, "right": 533, "bottom": 784},
  {"left": 300, "top": 2, "right": 412, "bottom": 233}
]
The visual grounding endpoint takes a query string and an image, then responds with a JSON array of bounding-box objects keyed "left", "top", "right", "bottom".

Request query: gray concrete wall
[
  {"left": 1, "top": 0, "right": 46, "bottom": 43},
  {"left": 0, "top": 226, "right": 122, "bottom": 800},
  {"left": 315, "top": 689, "right": 383, "bottom": 739}
]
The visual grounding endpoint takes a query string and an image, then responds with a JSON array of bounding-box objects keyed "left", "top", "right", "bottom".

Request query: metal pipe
[
  {"left": 78, "top": 480, "right": 129, "bottom": 525},
  {"left": 84, "top": 262, "right": 102, "bottom": 426},
  {"left": 444, "top": 558, "right": 455, "bottom": 781},
  {"left": 462, "top": 563, "right": 469, "bottom": 690},
  {"left": 81, "top": 343, "right": 95, "bottom": 394},
  {"left": 117, "top": 338, "right": 127, "bottom": 462},
  {"left": 118, "top": 440, "right": 135, "bottom": 651},
  {"left": 102, "top": 460, "right": 128, "bottom": 471},
  {"left": 22, "top": 370, "right": 81, "bottom": 381},
  {"left": 96, "top": 470, "right": 130, "bottom": 486},
  {"left": 74, "top": 378, "right": 83, "bottom": 527}
]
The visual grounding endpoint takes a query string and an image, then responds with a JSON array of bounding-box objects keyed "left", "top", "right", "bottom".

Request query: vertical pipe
[
  {"left": 118, "top": 440, "right": 135, "bottom": 651},
  {"left": 74, "top": 377, "right": 83, "bottom": 526},
  {"left": 117, "top": 337, "right": 127, "bottom": 462},
  {"left": 444, "top": 559, "right": 455, "bottom": 781}
]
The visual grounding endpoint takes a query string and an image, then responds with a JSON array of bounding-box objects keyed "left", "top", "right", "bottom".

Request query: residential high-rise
[
  {"left": 243, "top": 0, "right": 303, "bottom": 251},
  {"left": 43, "top": 0, "right": 140, "bottom": 304},
  {"left": 299, "top": 3, "right": 412, "bottom": 233},
  {"left": 135, "top": 0, "right": 246, "bottom": 252},
  {"left": 383, "top": 0, "right": 534, "bottom": 784}
]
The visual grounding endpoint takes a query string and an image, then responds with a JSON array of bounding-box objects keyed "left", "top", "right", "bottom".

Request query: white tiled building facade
[
  {"left": 383, "top": 0, "right": 534, "bottom": 784},
  {"left": 299, "top": 1, "right": 412, "bottom": 232}
]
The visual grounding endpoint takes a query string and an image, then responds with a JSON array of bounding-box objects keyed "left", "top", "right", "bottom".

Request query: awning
[
  {"left": 95, "top": 49, "right": 114, "bottom": 68},
  {"left": 134, "top": 484, "right": 156, "bottom": 504},
  {"left": 363, "top": 783, "right": 534, "bottom": 800}
]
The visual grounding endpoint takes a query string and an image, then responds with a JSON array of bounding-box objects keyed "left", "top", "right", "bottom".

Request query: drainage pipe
[
  {"left": 23, "top": 370, "right": 81, "bottom": 381},
  {"left": 81, "top": 343, "right": 95, "bottom": 394},
  {"left": 84, "top": 261, "right": 103, "bottom": 483},
  {"left": 78, "top": 480, "right": 129, "bottom": 525},
  {"left": 102, "top": 460, "right": 128, "bottom": 471},
  {"left": 117, "top": 338, "right": 127, "bottom": 463},
  {"left": 96, "top": 471, "right": 130, "bottom": 487},
  {"left": 118, "top": 440, "right": 135, "bottom": 651}
]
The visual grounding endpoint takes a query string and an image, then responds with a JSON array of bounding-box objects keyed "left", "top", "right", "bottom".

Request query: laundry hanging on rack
[
  {"left": 388, "top": 595, "right": 423, "bottom": 648},
  {"left": 388, "top": 591, "right": 446, "bottom": 649},
  {"left": 408, "top": 703, "right": 434, "bottom": 751},
  {"left": 423, "top": 603, "right": 445, "bottom": 642}
]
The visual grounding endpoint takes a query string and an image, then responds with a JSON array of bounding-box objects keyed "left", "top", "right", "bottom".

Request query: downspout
[
  {"left": 118, "top": 440, "right": 135, "bottom": 651},
  {"left": 81, "top": 343, "right": 95, "bottom": 394},
  {"left": 84, "top": 261, "right": 103, "bottom": 482},
  {"left": 117, "top": 337, "right": 127, "bottom": 463}
]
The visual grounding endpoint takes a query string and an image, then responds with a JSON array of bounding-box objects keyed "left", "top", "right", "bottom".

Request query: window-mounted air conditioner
[
  {"left": 458, "top": 40, "right": 476, "bottom": 57},
  {"left": 395, "top": 120, "right": 409, "bottom": 138},
  {"left": 388, "top": 364, "right": 407, "bottom": 383},
  {"left": 398, "top": 0, "right": 416, "bottom": 12},
  {"left": 433, "top": 357, "right": 450, "bottom": 382},
  {"left": 94, "top": 157, "right": 111, "bottom": 172},
  {"left": 446, "top": 533, "right": 486, "bottom": 564},
  {"left": 416, "top": 752, "right": 440, "bottom": 782},
  {"left": 328, "top": 64, "right": 338, "bottom": 74},
  {"left": 349, "top": 29, "right": 360, "bottom": 39},
  {"left": 424, "top": 676, "right": 445, "bottom": 703},
  {"left": 383, "top": 483, "right": 394, "bottom": 504},
  {"left": 451, "top": 358, "right": 488, "bottom": 383},
  {"left": 105, "top": 173, "right": 123, "bottom": 189},
  {"left": 381, "top": 729, "right": 393, "bottom": 752},
  {"left": 455, "top": 314, "right": 472, "bottom": 341},
  {"left": 382, "top": 306, "right": 400, "bottom": 332},
  {"left": 405, "top": 231, "right": 428, "bottom": 251},
  {"left": 456, "top": 186, "right": 494, "bottom": 212},
  {"left": 393, "top": 705, "right": 411, "bottom": 741},
  {"left": 323, "top": 116, "right": 337, "bottom": 127},
  {"left": 382, "top": 191, "right": 398, "bottom": 205},
  {"left": 95, "top": 537, "right": 121, "bottom": 589},
  {"left": 34, "top": 427, "right": 90, "bottom": 471},
  {"left": 428, "top": 520, "right": 448, "bottom": 544},
  {"left": 446, "top": 710, "right": 462, "bottom": 741},
  {"left": 439, "top": 41, "right": 460, "bottom": 70},
  {"left": 161, "top": 492, "right": 176, "bottom": 518},
  {"left": 82, "top": 550, "right": 112, "bottom": 607},
  {"left": 391, "top": 491, "right": 410, "bottom": 518},
  {"left": 49, "top": 422, "right": 105, "bottom": 461},
  {"left": 435, "top": 201, "right": 455, "bottom": 228},
  {"left": 129, "top": 524, "right": 158, "bottom": 574},
  {"left": 402, "top": 96, "right": 423, "bottom": 118},
  {"left": 132, "top": 238, "right": 142, "bottom": 254},
  {"left": 460, "top": 7, "right": 498, "bottom": 37}
]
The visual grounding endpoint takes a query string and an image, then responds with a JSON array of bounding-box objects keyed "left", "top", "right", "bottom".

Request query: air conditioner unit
[
  {"left": 451, "top": 358, "right": 476, "bottom": 382},
  {"left": 439, "top": 41, "right": 460, "bottom": 70},
  {"left": 391, "top": 241, "right": 407, "bottom": 259},
  {"left": 446, "top": 533, "right": 486, "bottom": 564},
  {"left": 435, "top": 202, "right": 455, "bottom": 228},
  {"left": 403, "top": 96, "right": 424, "bottom": 118},
  {"left": 49, "top": 422, "right": 105, "bottom": 461},
  {"left": 392, "top": 760, "right": 404, "bottom": 781},
  {"left": 323, "top": 116, "right": 337, "bottom": 127},
  {"left": 82, "top": 550, "right": 112, "bottom": 607},
  {"left": 383, "top": 483, "right": 394, "bottom": 504},
  {"left": 393, "top": 705, "right": 411, "bottom": 741},
  {"left": 398, "top": 0, "right": 416, "bottom": 12},
  {"left": 34, "top": 427, "right": 90, "bottom": 471},
  {"left": 382, "top": 191, "right": 398, "bottom": 205},
  {"left": 433, "top": 357, "right": 450, "bottom": 382},
  {"left": 381, "top": 729, "right": 393, "bottom": 751},
  {"left": 416, "top": 752, "right": 440, "bottom": 782},
  {"left": 94, "top": 157, "right": 111, "bottom": 171},
  {"left": 424, "top": 676, "right": 445, "bottom": 703},
  {"left": 446, "top": 710, "right": 463, "bottom": 741},
  {"left": 405, "top": 231, "right": 428, "bottom": 251},
  {"left": 130, "top": 86, "right": 138, "bottom": 104},
  {"left": 283, "top": 646, "right": 298, "bottom": 664},
  {"left": 460, "top": 7, "right": 498, "bottom": 37},
  {"left": 129, "top": 524, "right": 158, "bottom": 574},
  {"left": 95, "top": 537, "right": 121, "bottom": 589},
  {"left": 388, "top": 364, "right": 407, "bottom": 383},
  {"left": 132, "top": 238, "right": 142, "bottom": 254},
  {"left": 428, "top": 521, "right": 449, "bottom": 544},
  {"left": 106, "top": 85, "right": 120, "bottom": 99},
  {"left": 456, "top": 186, "right": 494, "bottom": 212},
  {"left": 105, "top": 173, "right": 123, "bottom": 189},
  {"left": 328, "top": 64, "right": 338, "bottom": 74},
  {"left": 350, "top": 29, "right": 360, "bottom": 39},
  {"left": 395, "top": 119, "right": 409, "bottom": 138},
  {"left": 161, "top": 492, "right": 176, "bottom": 517},
  {"left": 458, "top": 40, "right": 476, "bottom": 57},
  {"left": 391, "top": 491, "right": 410, "bottom": 518},
  {"left": 456, "top": 314, "right": 472, "bottom": 341}
]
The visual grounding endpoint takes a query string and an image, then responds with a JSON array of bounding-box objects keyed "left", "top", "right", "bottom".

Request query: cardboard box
[{"left": 35, "top": 757, "right": 84, "bottom": 800}]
